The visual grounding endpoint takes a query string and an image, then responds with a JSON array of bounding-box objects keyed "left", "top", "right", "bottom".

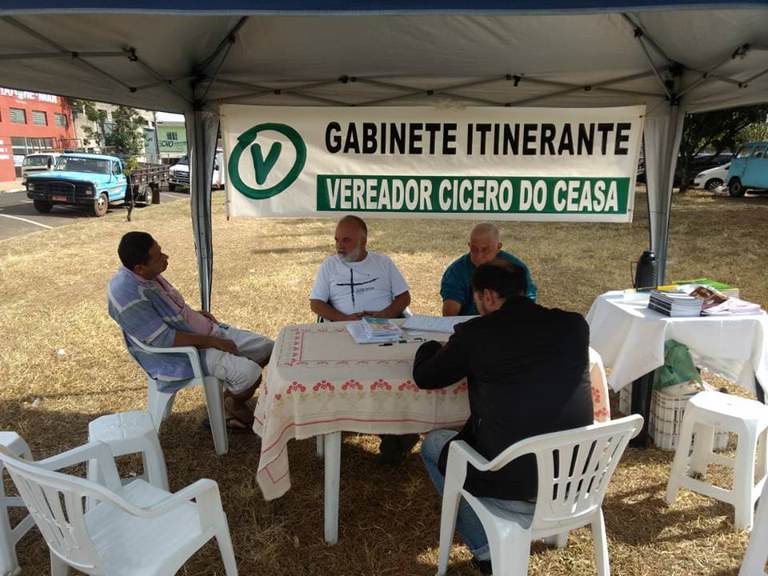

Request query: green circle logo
[{"left": 228, "top": 123, "right": 307, "bottom": 200}]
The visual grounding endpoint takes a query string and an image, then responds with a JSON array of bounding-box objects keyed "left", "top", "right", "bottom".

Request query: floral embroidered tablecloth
[{"left": 254, "top": 321, "right": 610, "bottom": 500}]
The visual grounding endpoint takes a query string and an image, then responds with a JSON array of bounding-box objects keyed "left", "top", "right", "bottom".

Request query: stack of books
[
  {"left": 362, "top": 316, "right": 402, "bottom": 341},
  {"left": 347, "top": 316, "right": 403, "bottom": 344},
  {"left": 673, "top": 278, "right": 740, "bottom": 298},
  {"left": 648, "top": 289, "right": 703, "bottom": 317},
  {"left": 689, "top": 285, "right": 762, "bottom": 316}
]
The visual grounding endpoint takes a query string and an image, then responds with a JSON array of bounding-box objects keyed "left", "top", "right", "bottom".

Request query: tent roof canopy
[{"left": 2, "top": 2, "right": 767, "bottom": 115}]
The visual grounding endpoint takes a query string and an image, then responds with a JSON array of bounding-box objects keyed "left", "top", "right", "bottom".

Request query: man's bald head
[
  {"left": 468, "top": 223, "right": 502, "bottom": 267},
  {"left": 335, "top": 215, "right": 368, "bottom": 262}
]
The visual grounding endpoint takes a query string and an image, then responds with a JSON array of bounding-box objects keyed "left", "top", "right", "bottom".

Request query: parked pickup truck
[
  {"left": 168, "top": 149, "right": 225, "bottom": 192},
  {"left": 21, "top": 152, "right": 60, "bottom": 184},
  {"left": 25, "top": 153, "right": 168, "bottom": 216}
]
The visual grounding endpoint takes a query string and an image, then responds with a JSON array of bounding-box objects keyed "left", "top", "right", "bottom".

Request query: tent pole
[
  {"left": 644, "top": 104, "right": 685, "bottom": 283},
  {"left": 187, "top": 105, "right": 216, "bottom": 312}
]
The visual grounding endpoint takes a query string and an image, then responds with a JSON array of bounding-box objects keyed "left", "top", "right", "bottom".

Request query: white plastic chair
[
  {"left": 739, "top": 478, "right": 768, "bottom": 576},
  {"left": 0, "top": 432, "right": 35, "bottom": 576},
  {"left": 665, "top": 390, "right": 768, "bottom": 531},
  {"left": 0, "top": 441, "right": 238, "bottom": 576},
  {"left": 88, "top": 412, "right": 169, "bottom": 491},
  {"left": 125, "top": 333, "right": 228, "bottom": 456},
  {"left": 436, "top": 414, "right": 643, "bottom": 576}
]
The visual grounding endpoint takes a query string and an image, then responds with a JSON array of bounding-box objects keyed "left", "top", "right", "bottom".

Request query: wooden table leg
[{"left": 324, "top": 431, "right": 341, "bottom": 544}]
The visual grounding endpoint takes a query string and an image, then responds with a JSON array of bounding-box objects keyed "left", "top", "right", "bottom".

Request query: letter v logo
[
  {"left": 229, "top": 123, "right": 306, "bottom": 200},
  {"left": 251, "top": 141, "right": 282, "bottom": 185}
]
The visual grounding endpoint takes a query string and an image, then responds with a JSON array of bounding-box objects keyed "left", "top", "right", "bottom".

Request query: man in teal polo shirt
[{"left": 441, "top": 223, "right": 536, "bottom": 316}]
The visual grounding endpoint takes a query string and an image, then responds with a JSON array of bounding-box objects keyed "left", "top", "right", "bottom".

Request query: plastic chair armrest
[
  {"left": 448, "top": 438, "right": 532, "bottom": 475},
  {"left": 129, "top": 479, "right": 221, "bottom": 518},
  {"left": 35, "top": 441, "right": 122, "bottom": 491},
  {"left": 126, "top": 334, "right": 205, "bottom": 380}
]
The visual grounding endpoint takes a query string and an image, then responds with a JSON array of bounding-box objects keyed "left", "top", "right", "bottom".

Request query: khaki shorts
[{"left": 201, "top": 325, "right": 274, "bottom": 393}]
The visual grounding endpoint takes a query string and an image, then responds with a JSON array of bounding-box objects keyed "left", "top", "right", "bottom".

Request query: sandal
[
  {"left": 224, "top": 397, "right": 255, "bottom": 427},
  {"left": 201, "top": 417, "right": 253, "bottom": 434}
]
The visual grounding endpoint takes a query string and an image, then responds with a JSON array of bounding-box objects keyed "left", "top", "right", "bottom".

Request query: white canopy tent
[{"left": 2, "top": 2, "right": 767, "bottom": 307}]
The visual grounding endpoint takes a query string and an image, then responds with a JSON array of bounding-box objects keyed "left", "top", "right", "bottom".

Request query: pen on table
[{"left": 379, "top": 338, "right": 426, "bottom": 346}]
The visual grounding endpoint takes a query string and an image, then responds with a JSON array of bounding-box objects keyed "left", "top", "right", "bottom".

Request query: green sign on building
[{"left": 157, "top": 124, "right": 187, "bottom": 154}]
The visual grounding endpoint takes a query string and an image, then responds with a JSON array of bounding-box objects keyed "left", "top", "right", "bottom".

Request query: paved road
[{"left": 0, "top": 189, "right": 190, "bottom": 241}]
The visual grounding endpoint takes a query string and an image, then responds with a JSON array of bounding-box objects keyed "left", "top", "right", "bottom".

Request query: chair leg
[
  {"left": 544, "top": 531, "right": 568, "bottom": 548},
  {"left": 50, "top": 550, "right": 69, "bottom": 576},
  {"left": 487, "top": 520, "right": 531, "bottom": 576},
  {"left": 666, "top": 412, "right": 697, "bottom": 504},
  {"left": 0, "top": 467, "right": 19, "bottom": 576},
  {"left": 690, "top": 422, "right": 715, "bottom": 479},
  {"left": 0, "top": 434, "right": 32, "bottom": 576},
  {"left": 203, "top": 378, "right": 229, "bottom": 456},
  {"left": 756, "top": 430, "right": 768, "bottom": 481},
  {"left": 592, "top": 510, "right": 610, "bottom": 576},
  {"left": 733, "top": 429, "right": 759, "bottom": 531},
  {"left": 739, "top": 482, "right": 768, "bottom": 576},
  {"left": 436, "top": 487, "right": 462, "bottom": 576},
  {"left": 215, "top": 526, "right": 239, "bottom": 576},
  {"left": 316, "top": 435, "right": 324, "bottom": 457},
  {"left": 146, "top": 379, "right": 175, "bottom": 431},
  {"left": 0, "top": 512, "right": 19, "bottom": 576},
  {"left": 142, "top": 432, "right": 170, "bottom": 491}
]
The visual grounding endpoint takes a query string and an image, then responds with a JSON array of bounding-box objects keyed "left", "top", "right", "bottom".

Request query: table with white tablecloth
[
  {"left": 587, "top": 291, "right": 768, "bottom": 444},
  {"left": 253, "top": 320, "right": 610, "bottom": 543},
  {"left": 587, "top": 291, "right": 768, "bottom": 396}
]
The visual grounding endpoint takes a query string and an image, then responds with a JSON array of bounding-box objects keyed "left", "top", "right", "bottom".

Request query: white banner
[{"left": 222, "top": 105, "right": 644, "bottom": 222}]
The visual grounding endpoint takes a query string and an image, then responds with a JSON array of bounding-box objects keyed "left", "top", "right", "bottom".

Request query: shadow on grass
[{"left": 605, "top": 480, "right": 739, "bottom": 546}]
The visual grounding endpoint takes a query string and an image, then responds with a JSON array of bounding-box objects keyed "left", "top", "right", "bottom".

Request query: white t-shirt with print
[{"left": 310, "top": 252, "right": 409, "bottom": 315}]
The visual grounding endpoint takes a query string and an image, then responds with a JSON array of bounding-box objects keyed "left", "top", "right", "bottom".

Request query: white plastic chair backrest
[
  {"left": 487, "top": 415, "right": 642, "bottom": 533},
  {"left": 0, "top": 445, "right": 120, "bottom": 574}
]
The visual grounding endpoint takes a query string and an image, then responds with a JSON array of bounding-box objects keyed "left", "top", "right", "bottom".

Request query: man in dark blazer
[{"left": 414, "top": 261, "right": 593, "bottom": 574}]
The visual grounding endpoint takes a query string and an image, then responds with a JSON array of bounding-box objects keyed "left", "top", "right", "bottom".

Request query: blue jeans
[{"left": 421, "top": 429, "right": 535, "bottom": 562}]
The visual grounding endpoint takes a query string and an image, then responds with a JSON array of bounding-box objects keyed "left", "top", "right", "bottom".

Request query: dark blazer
[{"left": 413, "top": 297, "right": 593, "bottom": 501}]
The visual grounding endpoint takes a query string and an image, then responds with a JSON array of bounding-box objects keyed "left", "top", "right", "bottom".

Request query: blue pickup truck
[{"left": 25, "top": 153, "right": 168, "bottom": 217}]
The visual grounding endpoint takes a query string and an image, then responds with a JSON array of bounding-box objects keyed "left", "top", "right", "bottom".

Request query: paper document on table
[{"left": 402, "top": 314, "right": 478, "bottom": 334}]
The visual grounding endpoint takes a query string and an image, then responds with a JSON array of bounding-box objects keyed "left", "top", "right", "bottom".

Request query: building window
[
  {"left": 54, "top": 113, "right": 67, "bottom": 128},
  {"left": 10, "top": 108, "right": 26, "bottom": 124},
  {"left": 11, "top": 137, "right": 27, "bottom": 156},
  {"left": 10, "top": 136, "right": 56, "bottom": 156},
  {"left": 31, "top": 111, "right": 47, "bottom": 126}
]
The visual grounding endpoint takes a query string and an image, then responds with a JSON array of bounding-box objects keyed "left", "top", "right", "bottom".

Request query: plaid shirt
[{"left": 107, "top": 266, "right": 197, "bottom": 388}]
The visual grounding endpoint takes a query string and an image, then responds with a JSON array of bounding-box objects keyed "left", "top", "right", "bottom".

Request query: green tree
[
  {"left": 106, "top": 106, "right": 146, "bottom": 159},
  {"left": 69, "top": 100, "right": 146, "bottom": 159},
  {"left": 69, "top": 99, "right": 108, "bottom": 150},
  {"left": 678, "top": 104, "right": 768, "bottom": 191},
  {"left": 736, "top": 121, "right": 768, "bottom": 146}
]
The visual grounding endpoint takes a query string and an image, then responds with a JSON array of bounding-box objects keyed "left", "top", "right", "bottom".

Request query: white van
[{"left": 21, "top": 153, "right": 60, "bottom": 183}]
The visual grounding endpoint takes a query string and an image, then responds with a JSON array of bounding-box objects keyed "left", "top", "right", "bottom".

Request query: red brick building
[{"left": 0, "top": 88, "right": 75, "bottom": 182}]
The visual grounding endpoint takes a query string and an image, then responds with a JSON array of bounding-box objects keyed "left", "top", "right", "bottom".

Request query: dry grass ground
[{"left": 1, "top": 186, "right": 767, "bottom": 575}]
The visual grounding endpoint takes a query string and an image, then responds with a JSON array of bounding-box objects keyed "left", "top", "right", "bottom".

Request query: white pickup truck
[{"left": 168, "top": 149, "right": 225, "bottom": 192}]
